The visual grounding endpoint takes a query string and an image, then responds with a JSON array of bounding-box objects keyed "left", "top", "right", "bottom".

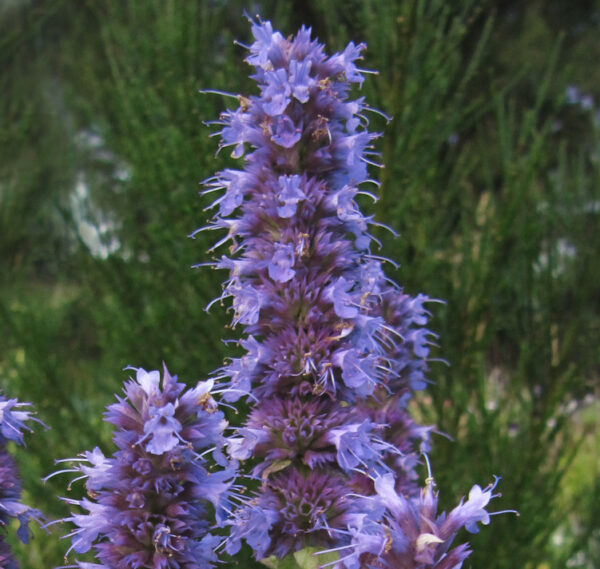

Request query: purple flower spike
[
  {"left": 0, "top": 393, "right": 46, "bottom": 568},
  {"left": 199, "top": 16, "right": 439, "bottom": 557},
  {"left": 200, "top": 16, "right": 509, "bottom": 563},
  {"left": 55, "top": 366, "right": 236, "bottom": 569},
  {"left": 202, "top": 17, "right": 435, "bottom": 405}
]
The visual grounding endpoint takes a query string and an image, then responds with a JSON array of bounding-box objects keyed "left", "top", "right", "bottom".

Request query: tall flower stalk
[
  {"left": 0, "top": 394, "right": 45, "bottom": 569},
  {"left": 197, "top": 17, "right": 495, "bottom": 564}
]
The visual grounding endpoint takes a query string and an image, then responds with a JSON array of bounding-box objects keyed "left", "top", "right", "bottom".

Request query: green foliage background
[{"left": 1, "top": 1, "right": 598, "bottom": 568}]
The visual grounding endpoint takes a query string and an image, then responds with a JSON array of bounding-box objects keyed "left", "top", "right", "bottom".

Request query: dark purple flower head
[
  {"left": 56, "top": 366, "right": 235, "bottom": 569},
  {"left": 0, "top": 394, "right": 46, "bottom": 567},
  {"left": 228, "top": 396, "right": 337, "bottom": 471},
  {"left": 227, "top": 469, "right": 362, "bottom": 560}
]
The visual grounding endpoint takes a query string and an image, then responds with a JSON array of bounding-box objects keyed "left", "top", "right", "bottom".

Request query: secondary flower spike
[
  {"left": 200, "top": 17, "right": 437, "bottom": 558},
  {"left": 54, "top": 366, "right": 236, "bottom": 569},
  {"left": 0, "top": 394, "right": 46, "bottom": 569},
  {"left": 316, "top": 472, "right": 515, "bottom": 569}
]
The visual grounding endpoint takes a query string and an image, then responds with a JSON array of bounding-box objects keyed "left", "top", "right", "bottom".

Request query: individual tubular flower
[
  {"left": 0, "top": 394, "right": 45, "bottom": 569},
  {"left": 200, "top": 17, "right": 440, "bottom": 558},
  {"left": 54, "top": 366, "right": 236, "bottom": 569}
]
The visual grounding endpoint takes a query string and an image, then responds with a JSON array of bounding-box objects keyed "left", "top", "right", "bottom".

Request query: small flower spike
[
  {"left": 316, "top": 472, "right": 517, "bottom": 569},
  {"left": 0, "top": 394, "right": 46, "bottom": 569},
  {"left": 54, "top": 366, "right": 236, "bottom": 569}
]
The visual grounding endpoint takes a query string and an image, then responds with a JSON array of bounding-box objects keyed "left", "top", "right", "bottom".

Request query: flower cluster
[
  {"left": 55, "top": 366, "right": 236, "bottom": 569},
  {"left": 201, "top": 18, "right": 441, "bottom": 559},
  {"left": 320, "top": 473, "right": 510, "bottom": 569},
  {"left": 0, "top": 394, "right": 45, "bottom": 569}
]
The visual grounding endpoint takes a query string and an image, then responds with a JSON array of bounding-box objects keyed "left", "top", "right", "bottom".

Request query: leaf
[
  {"left": 294, "top": 546, "right": 339, "bottom": 569},
  {"left": 261, "top": 547, "right": 339, "bottom": 569},
  {"left": 261, "top": 458, "right": 292, "bottom": 480}
]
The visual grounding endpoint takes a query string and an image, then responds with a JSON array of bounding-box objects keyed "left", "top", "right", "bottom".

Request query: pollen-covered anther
[
  {"left": 312, "top": 115, "right": 331, "bottom": 142},
  {"left": 301, "top": 352, "right": 315, "bottom": 375},
  {"left": 197, "top": 392, "right": 215, "bottom": 410},
  {"left": 327, "top": 321, "right": 355, "bottom": 342},
  {"left": 261, "top": 117, "right": 273, "bottom": 136},
  {"left": 318, "top": 78, "right": 330, "bottom": 89},
  {"left": 383, "top": 526, "right": 393, "bottom": 554},
  {"left": 238, "top": 95, "right": 251, "bottom": 111},
  {"left": 297, "top": 233, "right": 310, "bottom": 257}
]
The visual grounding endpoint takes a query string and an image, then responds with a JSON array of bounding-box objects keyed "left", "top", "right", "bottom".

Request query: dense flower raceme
[
  {"left": 53, "top": 366, "right": 237, "bottom": 569},
  {"left": 199, "top": 18, "right": 445, "bottom": 560},
  {"left": 0, "top": 394, "right": 46, "bottom": 569}
]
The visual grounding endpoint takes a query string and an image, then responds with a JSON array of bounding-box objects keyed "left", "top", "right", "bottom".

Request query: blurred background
[{"left": 1, "top": 1, "right": 599, "bottom": 567}]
